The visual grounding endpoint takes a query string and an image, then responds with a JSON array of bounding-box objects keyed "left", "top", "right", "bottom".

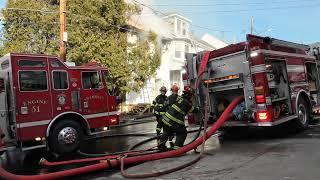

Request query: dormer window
[
  {"left": 182, "top": 22, "right": 187, "bottom": 36},
  {"left": 177, "top": 19, "right": 182, "bottom": 35},
  {"left": 176, "top": 18, "right": 188, "bottom": 36}
]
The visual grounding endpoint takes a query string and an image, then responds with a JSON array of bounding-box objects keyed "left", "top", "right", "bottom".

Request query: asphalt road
[
  {"left": 2, "top": 118, "right": 320, "bottom": 180},
  {"left": 81, "top": 121, "right": 320, "bottom": 180}
]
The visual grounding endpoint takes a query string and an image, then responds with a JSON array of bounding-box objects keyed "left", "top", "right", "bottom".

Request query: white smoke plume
[{"left": 126, "top": 0, "right": 173, "bottom": 39}]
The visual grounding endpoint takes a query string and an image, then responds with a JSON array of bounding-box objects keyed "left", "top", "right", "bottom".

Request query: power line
[
  {"left": 131, "top": 0, "right": 232, "bottom": 33},
  {"left": 188, "top": 3, "right": 320, "bottom": 14},
  {"left": 149, "top": 2, "right": 320, "bottom": 14},
  {"left": 152, "top": 0, "right": 319, "bottom": 7}
]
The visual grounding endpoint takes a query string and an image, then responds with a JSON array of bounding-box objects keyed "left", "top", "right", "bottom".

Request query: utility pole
[
  {"left": 60, "top": 0, "right": 67, "bottom": 61},
  {"left": 250, "top": 16, "right": 254, "bottom": 34}
]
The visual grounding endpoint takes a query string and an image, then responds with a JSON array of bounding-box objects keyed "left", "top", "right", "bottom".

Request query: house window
[
  {"left": 185, "top": 44, "right": 189, "bottom": 53},
  {"left": 170, "top": 70, "right": 181, "bottom": 86},
  {"left": 182, "top": 22, "right": 187, "bottom": 36},
  {"left": 175, "top": 42, "right": 183, "bottom": 59},
  {"left": 177, "top": 19, "right": 181, "bottom": 35},
  {"left": 175, "top": 51, "right": 181, "bottom": 58}
]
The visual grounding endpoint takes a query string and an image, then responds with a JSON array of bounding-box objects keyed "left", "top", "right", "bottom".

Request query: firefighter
[
  {"left": 166, "top": 84, "right": 179, "bottom": 106},
  {"left": 151, "top": 86, "right": 168, "bottom": 137},
  {"left": 159, "top": 87, "right": 199, "bottom": 150},
  {"left": 164, "top": 84, "right": 180, "bottom": 148}
]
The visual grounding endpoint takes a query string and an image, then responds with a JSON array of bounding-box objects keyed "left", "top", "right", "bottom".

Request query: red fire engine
[
  {"left": 0, "top": 53, "right": 119, "bottom": 154},
  {"left": 185, "top": 35, "right": 320, "bottom": 129}
]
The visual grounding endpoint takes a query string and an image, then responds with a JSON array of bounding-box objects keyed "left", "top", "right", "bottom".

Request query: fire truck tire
[
  {"left": 48, "top": 120, "right": 83, "bottom": 154},
  {"left": 294, "top": 98, "right": 310, "bottom": 130}
]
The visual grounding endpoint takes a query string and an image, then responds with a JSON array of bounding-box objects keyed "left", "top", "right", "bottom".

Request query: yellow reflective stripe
[
  {"left": 162, "top": 118, "right": 172, "bottom": 126},
  {"left": 172, "top": 104, "right": 185, "bottom": 115},
  {"left": 156, "top": 128, "right": 161, "bottom": 131},
  {"left": 188, "top": 106, "right": 194, "bottom": 113},
  {"left": 155, "top": 103, "right": 164, "bottom": 107},
  {"left": 165, "top": 112, "right": 184, "bottom": 125},
  {"left": 155, "top": 111, "right": 165, "bottom": 115},
  {"left": 178, "top": 97, "right": 183, "bottom": 103}
]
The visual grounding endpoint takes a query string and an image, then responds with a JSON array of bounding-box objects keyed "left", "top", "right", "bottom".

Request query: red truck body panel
[{"left": 0, "top": 53, "right": 119, "bottom": 150}]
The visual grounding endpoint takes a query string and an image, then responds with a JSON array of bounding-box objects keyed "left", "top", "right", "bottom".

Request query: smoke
[{"left": 127, "top": 0, "right": 173, "bottom": 39}]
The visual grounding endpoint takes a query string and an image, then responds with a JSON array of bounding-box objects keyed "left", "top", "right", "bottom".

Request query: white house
[{"left": 125, "top": 12, "right": 227, "bottom": 106}]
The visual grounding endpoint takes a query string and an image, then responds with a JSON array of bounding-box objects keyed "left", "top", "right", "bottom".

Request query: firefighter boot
[
  {"left": 156, "top": 130, "right": 161, "bottom": 145},
  {"left": 157, "top": 143, "right": 167, "bottom": 152}
]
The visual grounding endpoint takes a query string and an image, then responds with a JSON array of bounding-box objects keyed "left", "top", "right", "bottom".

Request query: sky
[
  {"left": 0, "top": 0, "right": 4, "bottom": 9},
  {"left": 0, "top": 0, "right": 5, "bottom": 21},
  {"left": 1, "top": 0, "right": 319, "bottom": 44},
  {"left": 150, "top": 0, "right": 320, "bottom": 44}
]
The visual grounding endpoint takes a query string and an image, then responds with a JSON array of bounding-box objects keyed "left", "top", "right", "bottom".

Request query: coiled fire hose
[
  {"left": 0, "top": 95, "right": 243, "bottom": 180},
  {"left": 40, "top": 126, "right": 205, "bottom": 166},
  {"left": 38, "top": 120, "right": 204, "bottom": 166}
]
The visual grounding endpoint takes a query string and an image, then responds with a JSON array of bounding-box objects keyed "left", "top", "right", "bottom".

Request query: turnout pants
[
  {"left": 160, "top": 123, "right": 187, "bottom": 147},
  {"left": 155, "top": 114, "right": 164, "bottom": 135}
]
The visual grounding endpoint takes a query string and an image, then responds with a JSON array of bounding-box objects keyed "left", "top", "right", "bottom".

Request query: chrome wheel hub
[
  {"left": 58, "top": 127, "right": 77, "bottom": 144},
  {"left": 298, "top": 104, "right": 307, "bottom": 125}
]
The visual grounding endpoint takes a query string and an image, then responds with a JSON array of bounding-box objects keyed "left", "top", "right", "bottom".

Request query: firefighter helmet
[
  {"left": 170, "top": 84, "right": 179, "bottom": 93},
  {"left": 183, "top": 86, "right": 195, "bottom": 96},
  {"left": 160, "top": 86, "right": 167, "bottom": 92}
]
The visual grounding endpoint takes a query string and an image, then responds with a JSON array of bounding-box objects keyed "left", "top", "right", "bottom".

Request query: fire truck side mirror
[
  {"left": 116, "top": 96, "right": 122, "bottom": 104},
  {"left": 97, "top": 82, "right": 103, "bottom": 89}
]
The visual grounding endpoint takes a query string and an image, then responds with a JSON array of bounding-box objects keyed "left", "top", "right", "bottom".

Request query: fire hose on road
[
  {"left": 0, "top": 95, "right": 243, "bottom": 180},
  {"left": 39, "top": 127, "right": 207, "bottom": 166},
  {"left": 39, "top": 104, "right": 206, "bottom": 166}
]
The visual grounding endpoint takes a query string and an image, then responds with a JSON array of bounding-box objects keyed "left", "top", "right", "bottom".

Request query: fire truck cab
[
  {"left": 185, "top": 35, "right": 320, "bottom": 129},
  {"left": 0, "top": 53, "right": 119, "bottom": 154}
]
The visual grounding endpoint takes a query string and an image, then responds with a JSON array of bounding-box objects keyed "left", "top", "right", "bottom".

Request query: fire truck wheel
[
  {"left": 48, "top": 120, "right": 83, "bottom": 154},
  {"left": 294, "top": 98, "right": 310, "bottom": 130}
]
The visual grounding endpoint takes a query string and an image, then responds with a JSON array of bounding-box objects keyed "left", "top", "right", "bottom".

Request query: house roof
[
  {"left": 191, "top": 35, "right": 217, "bottom": 50},
  {"left": 162, "top": 13, "right": 192, "bottom": 23},
  {"left": 201, "top": 33, "right": 228, "bottom": 49}
]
